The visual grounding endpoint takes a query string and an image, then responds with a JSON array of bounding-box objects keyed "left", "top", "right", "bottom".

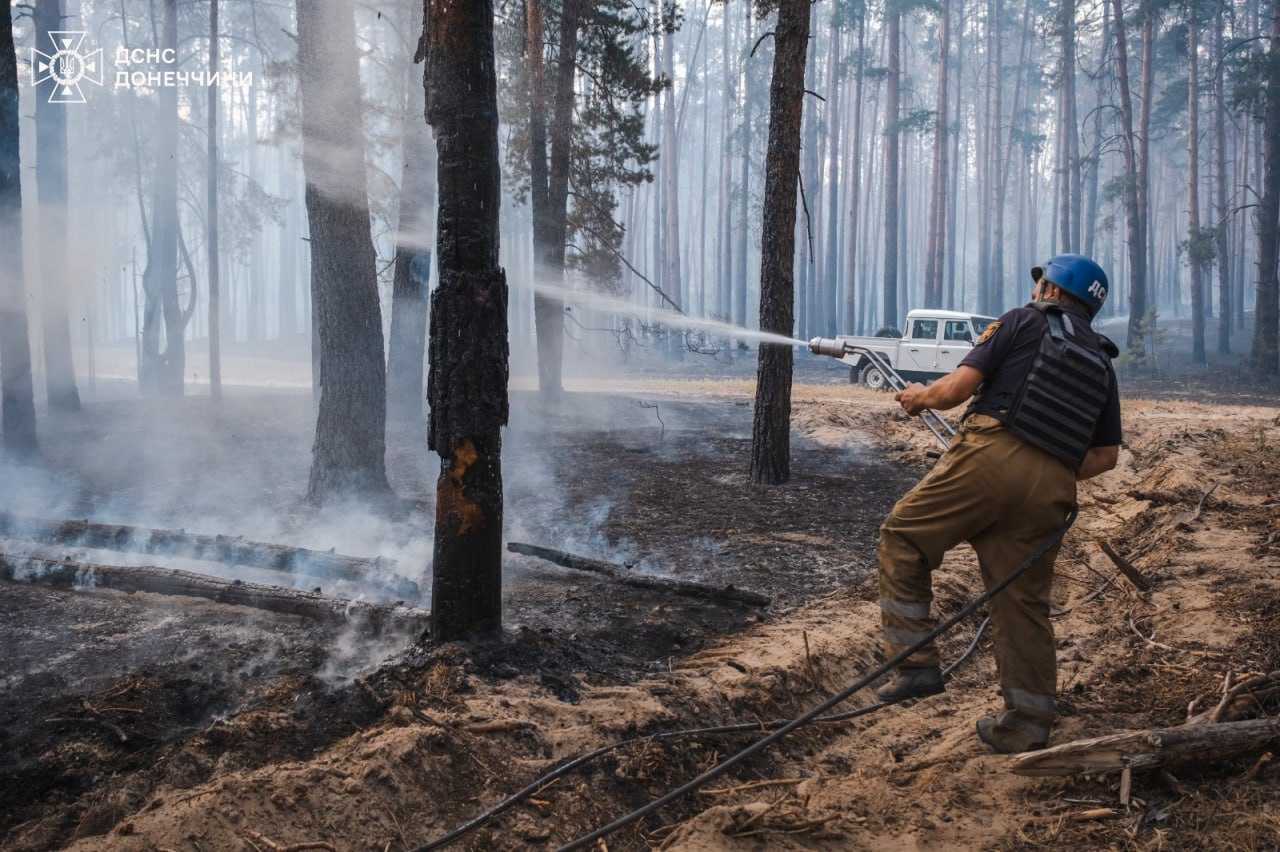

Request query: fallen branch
[
  {"left": 0, "top": 513, "right": 418, "bottom": 600},
  {"left": 243, "top": 830, "right": 337, "bottom": 852},
  {"left": 506, "top": 542, "right": 771, "bottom": 608},
  {"left": 1191, "top": 482, "right": 1220, "bottom": 523},
  {"left": 1009, "top": 717, "right": 1280, "bottom": 777},
  {"left": 1188, "top": 671, "right": 1280, "bottom": 725},
  {"left": 1096, "top": 539, "right": 1153, "bottom": 591},
  {"left": 0, "top": 554, "right": 430, "bottom": 635}
]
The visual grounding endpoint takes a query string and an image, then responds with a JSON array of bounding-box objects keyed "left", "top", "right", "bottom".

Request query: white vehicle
[{"left": 809, "top": 309, "right": 1000, "bottom": 388}]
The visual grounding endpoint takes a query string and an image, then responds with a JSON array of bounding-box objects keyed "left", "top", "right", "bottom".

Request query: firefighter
[{"left": 872, "top": 254, "right": 1123, "bottom": 754}]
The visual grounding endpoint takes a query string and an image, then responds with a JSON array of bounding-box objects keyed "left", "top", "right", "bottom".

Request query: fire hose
[{"left": 413, "top": 505, "right": 1079, "bottom": 851}]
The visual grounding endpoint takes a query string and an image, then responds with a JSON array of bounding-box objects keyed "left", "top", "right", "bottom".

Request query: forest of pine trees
[{"left": 1, "top": 0, "right": 1277, "bottom": 398}]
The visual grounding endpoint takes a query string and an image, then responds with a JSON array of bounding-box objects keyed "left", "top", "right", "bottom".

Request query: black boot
[{"left": 875, "top": 665, "right": 945, "bottom": 703}]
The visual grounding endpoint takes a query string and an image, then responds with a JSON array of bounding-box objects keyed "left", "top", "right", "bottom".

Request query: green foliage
[
  {"left": 1102, "top": 173, "right": 1135, "bottom": 205},
  {"left": 1178, "top": 225, "right": 1218, "bottom": 268},
  {"left": 1227, "top": 49, "right": 1280, "bottom": 123},
  {"left": 885, "top": 108, "right": 935, "bottom": 137},
  {"left": 499, "top": 0, "right": 663, "bottom": 294},
  {"left": 1115, "top": 307, "right": 1166, "bottom": 374}
]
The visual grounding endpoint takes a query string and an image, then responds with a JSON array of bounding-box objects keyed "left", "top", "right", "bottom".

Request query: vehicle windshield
[{"left": 970, "top": 315, "right": 998, "bottom": 337}]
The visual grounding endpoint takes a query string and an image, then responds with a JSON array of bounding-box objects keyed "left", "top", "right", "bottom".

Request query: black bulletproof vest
[{"left": 967, "top": 304, "right": 1114, "bottom": 467}]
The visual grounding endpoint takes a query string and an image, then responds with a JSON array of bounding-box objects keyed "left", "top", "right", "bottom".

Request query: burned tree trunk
[
  {"left": 423, "top": 0, "right": 509, "bottom": 641},
  {"left": 749, "top": 0, "right": 811, "bottom": 486},
  {"left": 296, "top": 0, "right": 392, "bottom": 502},
  {"left": 34, "top": 0, "right": 80, "bottom": 412},
  {"left": 0, "top": 4, "right": 38, "bottom": 457}
]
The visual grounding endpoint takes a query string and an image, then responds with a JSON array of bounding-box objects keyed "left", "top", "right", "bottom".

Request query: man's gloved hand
[{"left": 895, "top": 382, "right": 929, "bottom": 416}]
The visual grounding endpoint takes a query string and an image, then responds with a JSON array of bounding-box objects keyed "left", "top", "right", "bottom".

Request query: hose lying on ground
[{"left": 414, "top": 506, "right": 1078, "bottom": 852}]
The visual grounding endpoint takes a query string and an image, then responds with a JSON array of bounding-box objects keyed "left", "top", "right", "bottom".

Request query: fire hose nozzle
[{"left": 808, "top": 337, "right": 848, "bottom": 358}]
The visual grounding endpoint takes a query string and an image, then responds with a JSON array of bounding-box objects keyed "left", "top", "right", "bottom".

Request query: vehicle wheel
[
  {"left": 873, "top": 325, "right": 903, "bottom": 339},
  {"left": 860, "top": 364, "right": 889, "bottom": 390},
  {"left": 849, "top": 365, "right": 859, "bottom": 384}
]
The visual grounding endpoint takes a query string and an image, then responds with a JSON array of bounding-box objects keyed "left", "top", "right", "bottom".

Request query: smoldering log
[
  {"left": 1009, "top": 718, "right": 1280, "bottom": 777},
  {"left": 0, "top": 512, "right": 418, "bottom": 600},
  {"left": 506, "top": 542, "right": 772, "bottom": 608},
  {"left": 0, "top": 553, "right": 430, "bottom": 634}
]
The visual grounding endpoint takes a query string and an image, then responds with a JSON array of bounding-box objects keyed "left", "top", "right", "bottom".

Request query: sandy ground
[{"left": 2, "top": 368, "right": 1279, "bottom": 851}]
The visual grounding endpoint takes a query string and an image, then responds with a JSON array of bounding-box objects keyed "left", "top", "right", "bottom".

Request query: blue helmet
[{"left": 1041, "top": 254, "right": 1109, "bottom": 316}]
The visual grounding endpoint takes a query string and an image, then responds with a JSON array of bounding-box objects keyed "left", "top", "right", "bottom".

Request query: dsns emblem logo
[{"left": 31, "top": 31, "right": 104, "bottom": 104}]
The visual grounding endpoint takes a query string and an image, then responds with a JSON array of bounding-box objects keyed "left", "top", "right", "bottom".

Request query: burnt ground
[
  {"left": 1, "top": 331, "right": 1278, "bottom": 851},
  {"left": 0, "top": 375, "right": 916, "bottom": 849}
]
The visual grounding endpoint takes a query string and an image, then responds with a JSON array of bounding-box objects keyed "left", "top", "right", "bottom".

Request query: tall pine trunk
[
  {"left": 387, "top": 0, "right": 435, "bottom": 426},
  {"left": 34, "top": 0, "right": 80, "bottom": 412},
  {"left": 843, "top": 7, "right": 866, "bottom": 330},
  {"left": 423, "top": 0, "right": 509, "bottom": 639},
  {"left": 208, "top": 0, "right": 222, "bottom": 399},
  {"left": 0, "top": 0, "right": 38, "bottom": 456},
  {"left": 822, "top": 17, "right": 841, "bottom": 337},
  {"left": 924, "top": 0, "right": 949, "bottom": 307},
  {"left": 1112, "top": 0, "right": 1148, "bottom": 357},
  {"left": 140, "top": 0, "right": 184, "bottom": 397},
  {"left": 1254, "top": 0, "right": 1280, "bottom": 375},
  {"left": 1188, "top": 12, "right": 1207, "bottom": 364},
  {"left": 750, "top": 0, "right": 810, "bottom": 486},
  {"left": 1214, "top": 0, "right": 1232, "bottom": 354},
  {"left": 882, "top": 6, "right": 900, "bottom": 328},
  {"left": 534, "top": 0, "right": 580, "bottom": 398},
  {"left": 297, "top": 0, "right": 391, "bottom": 502}
]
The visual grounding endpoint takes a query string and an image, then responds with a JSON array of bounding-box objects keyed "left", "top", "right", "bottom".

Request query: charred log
[
  {"left": 507, "top": 542, "right": 772, "bottom": 608},
  {"left": 0, "top": 554, "right": 430, "bottom": 634},
  {"left": 0, "top": 513, "right": 418, "bottom": 600},
  {"left": 1010, "top": 718, "right": 1280, "bottom": 777}
]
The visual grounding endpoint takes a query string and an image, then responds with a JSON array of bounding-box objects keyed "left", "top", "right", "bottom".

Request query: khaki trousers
[{"left": 878, "top": 414, "right": 1076, "bottom": 744}]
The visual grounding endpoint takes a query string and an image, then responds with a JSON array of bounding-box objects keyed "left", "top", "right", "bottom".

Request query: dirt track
[{"left": 2, "top": 377, "right": 1279, "bottom": 850}]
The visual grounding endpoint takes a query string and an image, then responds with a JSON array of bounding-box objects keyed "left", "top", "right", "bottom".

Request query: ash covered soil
[{"left": 2, "top": 362, "right": 1280, "bottom": 850}]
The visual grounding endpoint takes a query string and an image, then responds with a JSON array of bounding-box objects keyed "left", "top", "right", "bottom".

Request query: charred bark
[
  {"left": 1010, "top": 718, "right": 1280, "bottom": 777},
  {"left": 749, "top": 0, "right": 810, "bottom": 487},
  {"left": 424, "top": 0, "right": 509, "bottom": 641},
  {"left": 0, "top": 554, "right": 429, "bottom": 634},
  {"left": 0, "top": 4, "right": 38, "bottom": 457},
  {"left": 297, "top": 0, "right": 392, "bottom": 503},
  {"left": 34, "top": 0, "right": 80, "bottom": 412},
  {"left": 507, "top": 542, "right": 771, "bottom": 607}
]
